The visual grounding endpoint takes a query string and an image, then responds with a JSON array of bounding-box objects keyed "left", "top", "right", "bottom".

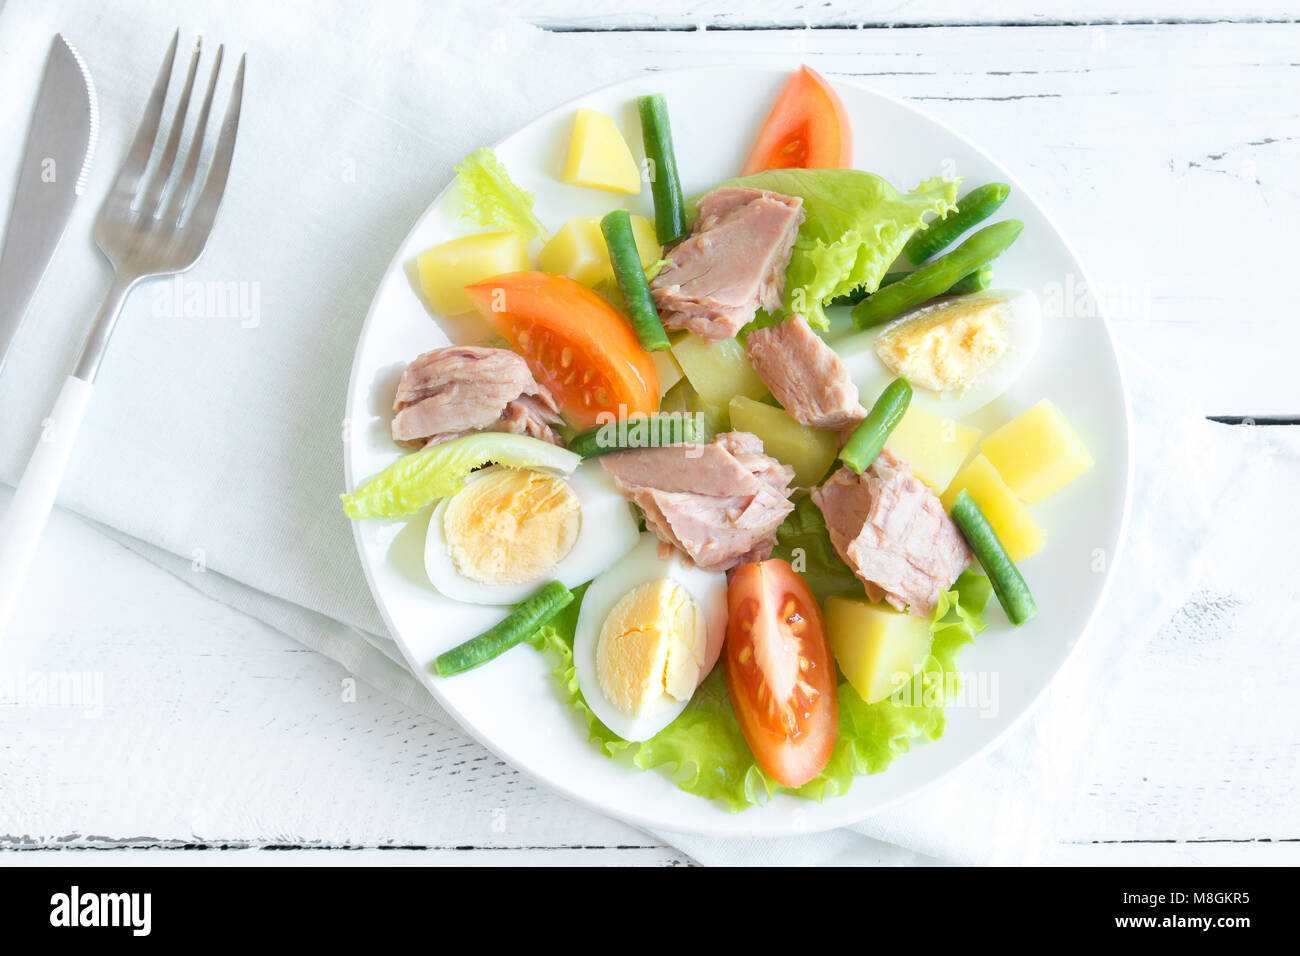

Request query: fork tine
[
  {"left": 141, "top": 36, "right": 202, "bottom": 217},
  {"left": 183, "top": 54, "right": 244, "bottom": 236},
  {"left": 162, "top": 44, "right": 222, "bottom": 227},
  {"left": 105, "top": 29, "right": 178, "bottom": 208}
]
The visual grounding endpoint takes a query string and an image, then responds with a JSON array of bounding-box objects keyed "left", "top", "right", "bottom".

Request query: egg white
[
  {"left": 836, "top": 288, "right": 1043, "bottom": 420},
  {"left": 573, "top": 533, "right": 728, "bottom": 742},
  {"left": 424, "top": 461, "right": 640, "bottom": 606}
]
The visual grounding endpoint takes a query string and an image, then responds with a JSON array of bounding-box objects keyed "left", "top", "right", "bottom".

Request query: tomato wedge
[
  {"left": 465, "top": 271, "right": 659, "bottom": 431},
  {"left": 740, "top": 66, "right": 852, "bottom": 176},
  {"left": 723, "top": 559, "right": 838, "bottom": 788}
]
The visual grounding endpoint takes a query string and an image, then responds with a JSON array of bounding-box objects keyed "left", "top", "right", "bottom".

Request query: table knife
[{"left": 0, "top": 34, "right": 98, "bottom": 378}]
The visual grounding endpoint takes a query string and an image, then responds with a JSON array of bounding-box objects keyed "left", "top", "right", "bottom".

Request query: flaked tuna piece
[
  {"left": 651, "top": 187, "right": 804, "bottom": 342},
  {"left": 600, "top": 430, "right": 796, "bottom": 571},
  {"left": 745, "top": 314, "right": 866, "bottom": 431},
  {"left": 811, "top": 451, "right": 972, "bottom": 617},
  {"left": 391, "top": 346, "right": 563, "bottom": 447}
]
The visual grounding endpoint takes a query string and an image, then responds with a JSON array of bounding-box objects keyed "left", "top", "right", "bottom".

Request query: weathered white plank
[
  {"left": 553, "top": 22, "right": 1300, "bottom": 415},
  {"left": 9, "top": 842, "right": 1297, "bottom": 865},
  {"left": 523, "top": 1, "right": 1300, "bottom": 30},
  {"left": 4, "top": 846, "right": 692, "bottom": 865},
  {"left": 3, "top": 494, "right": 1295, "bottom": 860}
]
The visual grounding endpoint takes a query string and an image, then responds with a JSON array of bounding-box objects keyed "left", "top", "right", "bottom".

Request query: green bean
[
  {"left": 840, "top": 378, "right": 912, "bottom": 473},
  {"left": 903, "top": 182, "right": 1011, "bottom": 265},
  {"left": 601, "top": 210, "right": 670, "bottom": 351},
  {"left": 637, "top": 94, "right": 688, "bottom": 244},
  {"left": 567, "top": 413, "right": 699, "bottom": 457},
  {"left": 946, "top": 265, "right": 994, "bottom": 296},
  {"left": 827, "top": 266, "right": 992, "bottom": 308},
  {"left": 852, "top": 220, "right": 1023, "bottom": 330},
  {"left": 432, "top": 581, "right": 573, "bottom": 676},
  {"left": 949, "top": 490, "right": 1038, "bottom": 626}
]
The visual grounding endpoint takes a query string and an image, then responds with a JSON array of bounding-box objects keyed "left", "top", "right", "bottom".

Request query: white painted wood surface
[
  {"left": 525, "top": 0, "right": 1300, "bottom": 28},
  {"left": 575, "top": 18, "right": 1300, "bottom": 416},
  {"left": 4, "top": 3, "right": 1299, "bottom": 865}
]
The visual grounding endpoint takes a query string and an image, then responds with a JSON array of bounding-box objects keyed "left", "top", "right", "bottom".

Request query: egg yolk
[
  {"left": 596, "top": 579, "right": 702, "bottom": 717},
  {"left": 875, "top": 297, "right": 1010, "bottom": 394},
  {"left": 442, "top": 468, "right": 580, "bottom": 586}
]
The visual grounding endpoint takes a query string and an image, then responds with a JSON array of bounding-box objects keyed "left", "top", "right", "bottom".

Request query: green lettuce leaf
[
  {"left": 770, "top": 495, "right": 868, "bottom": 604},
  {"left": 455, "top": 147, "right": 550, "bottom": 240},
  {"left": 526, "top": 564, "right": 991, "bottom": 812},
  {"left": 700, "top": 169, "right": 959, "bottom": 329},
  {"left": 341, "top": 433, "right": 579, "bottom": 519}
]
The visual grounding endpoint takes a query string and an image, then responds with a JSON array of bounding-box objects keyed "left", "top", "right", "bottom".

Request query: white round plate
[{"left": 343, "top": 68, "right": 1132, "bottom": 837}]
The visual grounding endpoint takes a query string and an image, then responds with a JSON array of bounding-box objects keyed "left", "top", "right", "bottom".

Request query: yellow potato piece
[
  {"left": 825, "top": 596, "right": 933, "bottom": 705},
  {"left": 941, "top": 454, "right": 1045, "bottom": 562},
  {"left": 885, "top": 405, "right": 981, "bottom": 494},
  {"left": 980, "top": 399, "right": 1094, "bottom": 504},
  {"left": 650, "top": 349, "right": 683, "bottom": 397},
  {"left": 416, "top": 232, "right": 530, "bottom": 316},
  {"left": 562, "top": 108, "right": 642, "bottom": 194},
  {"left": 538, "top": 214, "right": 659, "bottom": 286},
  {"left": 728, "top": 395, "right": 837, "bottom": 488},
  {"left": 670, "top": 334, "right": 767, "bottom": 409}
]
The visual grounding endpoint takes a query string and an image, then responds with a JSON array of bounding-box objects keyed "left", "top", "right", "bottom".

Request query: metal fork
[{"left": 0, "top": 31, "right": 245, "bottom": 637}]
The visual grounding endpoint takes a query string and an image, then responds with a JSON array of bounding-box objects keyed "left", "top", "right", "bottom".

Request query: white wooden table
[{"left": 4, "top": 2, "right": 1299, "bottom": 866}]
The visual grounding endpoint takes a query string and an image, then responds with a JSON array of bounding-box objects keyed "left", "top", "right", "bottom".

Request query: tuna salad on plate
[{"left": 341, "top": 67, "right": 1096, "bottom": 810}]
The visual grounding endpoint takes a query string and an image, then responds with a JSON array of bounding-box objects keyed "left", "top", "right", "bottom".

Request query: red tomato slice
[
  {"left": 465, "top": 271, "right": 659, "bottom": 431},
  {"left": 723, "top": 559, "right": 838, "bottom": 788},
  {"left": 740, "top": 66, "right": 853, "bottom": 176}
]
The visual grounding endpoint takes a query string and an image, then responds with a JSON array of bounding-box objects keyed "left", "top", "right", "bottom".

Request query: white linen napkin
[
  {"left": 0, "top": 0, "right": 1273, "bottom": 865},
  {"left": 0, "top": 0, "right": 617, "bottom": 667}
]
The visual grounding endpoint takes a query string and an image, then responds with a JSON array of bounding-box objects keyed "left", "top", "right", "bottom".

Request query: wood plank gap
[
  {"left": 539, "top": 18, "right": 1300, "bottom": 34},
  {"left": 1066, "top": 837, "right": 1300, "bottom": 844},
  {"left": 1207, "top": 416, "right": 1300, "bottom": 425},
  {"left": 0, "top": 841, "right": 665, "bottom": 851}
]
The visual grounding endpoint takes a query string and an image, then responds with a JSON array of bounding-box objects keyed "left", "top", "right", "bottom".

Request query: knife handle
[{"left": 0, "top": 375, "right": 94, "bottom": 639}]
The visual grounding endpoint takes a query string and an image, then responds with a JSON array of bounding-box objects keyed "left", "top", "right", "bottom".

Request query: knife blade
[{"left": 0, "top": 34, "right": 98, "bottom": 378}]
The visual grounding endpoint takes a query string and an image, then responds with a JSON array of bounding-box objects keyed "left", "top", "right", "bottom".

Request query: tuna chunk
[
  {"left": 600, "top": 430, "right": 796, "bottom": 571},
  {"left": 745, "top": 314, "right": 866, "bottom": 431},
  {"left": 391, "top": 346, "right": 563, "bottom": 447},
  {"left": 651, "top": 187, "right": 804, "bottom": 342},
  {"left": 811, "top": 452, "right": 972, "bottom": 617}
]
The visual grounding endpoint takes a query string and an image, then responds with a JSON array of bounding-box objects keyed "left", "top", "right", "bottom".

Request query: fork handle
[
  {"left": 0, "top": 275, "right": 133, "bottom": 640},
  {"left": 0, "top": 377, "right": 95, "bottom": 639}
]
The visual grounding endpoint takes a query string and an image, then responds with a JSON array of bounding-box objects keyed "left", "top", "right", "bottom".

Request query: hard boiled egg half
[
  {"left": 837, "top": 289, "right": 1042, "bottom": 419},
  {"left": 425, "top": 460, "right": 639, "bottom": 605},
  {"left": 574, "top": 533, "right": 728, "bottom": 742}
]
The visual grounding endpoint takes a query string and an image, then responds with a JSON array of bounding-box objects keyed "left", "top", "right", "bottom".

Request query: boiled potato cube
[
  {"left": 416, "top": 232, "right": 530, "bottom": 316},
  {"left": 941, "top": 454, "right": 1044, "bottom": 562},
  {"left": 651, "top": 349, "right": 683, "bottom": 396},
  {"left": 670, "top": 334, "right": 767, "bottom": 408},
  {"left": 885, "top": 405, "right": 981, "bottom": 493},
  {"left": 538, "top": 214, "right": 658, "bottom": 286},
  {"left": 728, "top": 396, "right": 837, "bottom": 487},
  {"left": 825, "top": 596, "right": 933, "bottom": 705},
  {"left": 562, "top": 108, "right": 642, "bottom": 194},
  {"left": 980, "top": 399, "right": 1094, "bottom": 503}
]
